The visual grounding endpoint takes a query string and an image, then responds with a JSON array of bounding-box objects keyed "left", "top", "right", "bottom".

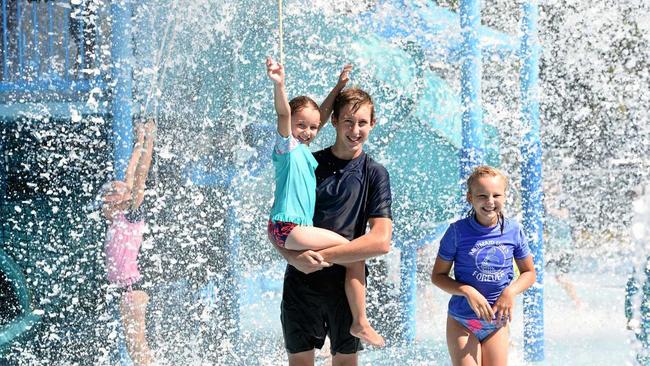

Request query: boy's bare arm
[{"left": 318, "top": 217, "right": 391, "bottom": 264}]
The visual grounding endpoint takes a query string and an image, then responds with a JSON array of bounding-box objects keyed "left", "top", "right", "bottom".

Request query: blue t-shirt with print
[{"left": 437, "top": 215, "right": 531, "bottom": 319}]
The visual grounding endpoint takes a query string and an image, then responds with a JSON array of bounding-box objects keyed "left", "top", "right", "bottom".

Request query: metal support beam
[
  {"left": 110, "top": 1, "right": 133, "bottom": 180},
  {"left": 459, "top": 0, "right": 484, "bottom": 192},
  {"left": 519, "top": 0, "right": 544, "bottom": 362}
]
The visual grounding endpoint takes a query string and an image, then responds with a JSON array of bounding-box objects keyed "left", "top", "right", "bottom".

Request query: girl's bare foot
[{"left": 350, "top": 323, "right": 385, "bottom": 347}]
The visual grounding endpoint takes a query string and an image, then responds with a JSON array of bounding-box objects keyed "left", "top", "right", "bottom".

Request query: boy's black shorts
[{"left": 280, "top": 266, "right": 363, "bottom": 355}]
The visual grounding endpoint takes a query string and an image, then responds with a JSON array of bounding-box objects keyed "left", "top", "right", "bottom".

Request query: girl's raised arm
[
  {"left": 319, "top": 64, "right": 352, "bottom": 128},
  {"left": 124, "top": 123, "right": 145, "bottom": 190},
  {"left": 266, "top": 57, "right": 291, "bottom": 138},
  {"left": 131, "top": 119, "right": 156, "bottom": 210}
]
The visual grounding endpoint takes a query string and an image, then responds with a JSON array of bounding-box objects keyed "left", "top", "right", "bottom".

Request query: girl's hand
[
  {"left": 266, "top": 57, "right": 284, "bottom": 85},
  {"left": 464, "top": 287, "right": 495, "bottom": 322},
  {"left": 135, "top": 123, "right": 146, "bottom": 144},
  {"left": 337, "top": 64, "right": 353, "bottom": 88},
  {"left": 492, "top": 287, "right": 515, "bottom": 326}
]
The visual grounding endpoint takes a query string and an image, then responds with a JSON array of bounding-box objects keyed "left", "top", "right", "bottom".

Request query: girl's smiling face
[
  {"left": 291, "top": 107, "right": 320, "bottom": 145},
  {"left": 467, "top": 175, "right": 507, "bottom": 227}
]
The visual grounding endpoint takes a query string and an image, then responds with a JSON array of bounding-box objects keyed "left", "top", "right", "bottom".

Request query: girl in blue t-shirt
[
  {"left": 431, "top": 166, "right": 536, "bottom": 365},
  {"left": 265, "top": 57, "right": 384, "bottom": 347}
]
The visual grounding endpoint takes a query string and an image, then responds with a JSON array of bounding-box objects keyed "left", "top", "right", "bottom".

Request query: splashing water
[{"left": 0, "top": 0, "right": 648, "bottom": 364}]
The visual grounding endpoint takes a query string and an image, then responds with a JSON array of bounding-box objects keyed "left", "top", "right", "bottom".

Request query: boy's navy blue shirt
[
  {"left": 437, "top": 215, "right": 530, "bottom": 319},
  {"left": 285, "top": 147, "right": 392, "bottom": 292}
]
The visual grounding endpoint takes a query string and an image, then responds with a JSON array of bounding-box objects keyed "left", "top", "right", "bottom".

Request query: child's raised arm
[
  {"left": 124, "top": 124, "right": 146, "bottom": 191},
  {"left": 266, "top": 57, "right": 291, "bottom": 138},
  {"left": 320, "top": 64, "right": 352, "bottom": 128},
  {"left": 131, "top": 119, "right": 156, "bottom": 210}
]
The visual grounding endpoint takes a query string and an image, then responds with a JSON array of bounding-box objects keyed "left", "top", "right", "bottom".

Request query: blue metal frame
[
  {"left": 362, "top": 1, "right": 519, "bottom": 65},
  {"left": 366, "top": 1, "right": 544, "bottom": 358},
  {"left": 0, "top": 0, "right": 544, "bottom": 359},
  {"left": 519, "top": 1, "right": 544, "bottom": 361},
  {"left": 110, "top": 1, "right": 133, "bottom": 180},
  {"left": 0, "top": 1, "right": 106, "bottom": 98},
  {"left": 459, "top": 0, "right": 485, "bottom": 195}
]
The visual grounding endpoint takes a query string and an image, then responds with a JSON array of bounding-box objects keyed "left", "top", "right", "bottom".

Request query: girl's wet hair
[
  {"left": 466, "top": 165, "right": 509, "bottom": 233},
  {"left": 289, "top": 96, "right": 320, "bottom": 115},
  {"left": 466, "top": 165, "right": 509, "bottom": 193}
]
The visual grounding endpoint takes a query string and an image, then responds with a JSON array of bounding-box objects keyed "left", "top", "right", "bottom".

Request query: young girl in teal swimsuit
[{"left": 266, "top": 57, "right": 384, "bottom": 347}]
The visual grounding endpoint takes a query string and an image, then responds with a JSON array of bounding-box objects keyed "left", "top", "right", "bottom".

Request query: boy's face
[{"left": 331, "top": 103, "right": 375, "bottom": 158}]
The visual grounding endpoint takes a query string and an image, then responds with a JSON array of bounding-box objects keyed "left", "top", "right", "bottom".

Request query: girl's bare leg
[
  {"left": 284, "top": 225, "right": 348, "bottom": 250},
  {"left": 447, "top": 315, "right": 481, "bottom": 366},
  {"left": 345, "top": 261, "right": 384, "bottom": 347},
  {"left": 119, "top": 290, "right": 153, "bottom": 366},
  {"left": 480, "top": 325, "right": 509, "bottom": 366}
]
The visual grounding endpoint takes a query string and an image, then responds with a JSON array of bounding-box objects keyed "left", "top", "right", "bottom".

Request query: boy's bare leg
[
  {"left": 345, "top": 261, "right": 384, "bottom": 347},
  {"left": 288, "top": 349, "right": 315, "bottom": 366},
  {"left": 332, "top": 352, "right": 358, "bottom": 366}
]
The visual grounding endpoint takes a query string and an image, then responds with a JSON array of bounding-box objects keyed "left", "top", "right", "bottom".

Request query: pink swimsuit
[{"left": 104, "top": 213, "right": 144, "bottom": 288}]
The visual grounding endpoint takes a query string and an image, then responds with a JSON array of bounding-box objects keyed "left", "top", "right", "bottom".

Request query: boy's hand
[
  {"left": 337, "top": 64, "right": 353, "bottom": 88},
  {"left": 292, "top": 250, "right": 332, "bottom": 274},
  {"left": 266, "top": 56, "right": 284, "bottom": 85}
]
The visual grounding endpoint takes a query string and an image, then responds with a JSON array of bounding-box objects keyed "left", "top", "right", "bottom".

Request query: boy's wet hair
[
  {"left": 289, "top": 96, "right": 320, "bottom": 115},
  {"left": 332, "top": 88, "right": 375, "bottom": 121},
  {"left": 466, "top": 165, "right": 509, "bottom": 193}
]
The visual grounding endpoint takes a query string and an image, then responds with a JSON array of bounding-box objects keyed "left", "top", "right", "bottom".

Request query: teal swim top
[{"left": 269, "top": 134, "right": 318, "bottom": 225}]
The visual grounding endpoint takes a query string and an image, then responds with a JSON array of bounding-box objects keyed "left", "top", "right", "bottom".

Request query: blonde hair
[
  {"left": 466, "top": 165, "right": 509, "bottom": 194},
  {"left": 466, "top": 165, "right": 508, "bottom": 232}
]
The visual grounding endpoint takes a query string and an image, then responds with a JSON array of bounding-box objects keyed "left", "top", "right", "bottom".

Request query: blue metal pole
[
  {"left": 398, "top": 244, "right": 417, "bottom": 343},
  {"left": 225, "top": 174, "right": 241, "bottom": 342},
  {"left": 0, "top": 126, "right": 5, "bottom": 245},
  {"left": 16, "top": 1, "right": 22, "bottom": 77},
  {"left": 110, "top": 1, "right": 133, "bottom": 180},
  {"left": 63, "top": 7, "right": 70, "bottom": 81},
  {"left": 459, "top": 0, "right": 484, "bottom": 193},
  {"left": 77, "top": 2, "right": 85, "bottom": 73},
  {"left": 32, "top": 3, "right": 39, "bottom": 76},
  {"left": 48, "top": 1, "right": 54, "bottom": 75},
  {"left": 519, "top": 1, "right": 544, "bottom": 362},
  {"left": 2, "top": 0, "right": 7, "bottom": 81}
]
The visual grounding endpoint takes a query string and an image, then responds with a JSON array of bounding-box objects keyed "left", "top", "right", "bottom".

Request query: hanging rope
[{"left": 278, "top": 0, "right": 284, "bottom": 65}]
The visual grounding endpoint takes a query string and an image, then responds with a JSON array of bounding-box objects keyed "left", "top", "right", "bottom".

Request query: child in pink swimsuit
[
  {"left": 102, "top": 119, "right": 155, "bottom": 365},
  {"left": 105, "top": 210, "right": 145, "bottom": 288}
]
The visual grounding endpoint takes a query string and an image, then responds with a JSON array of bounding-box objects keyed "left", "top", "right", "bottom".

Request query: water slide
[{"left": 0, "top": 249, "right": 41, "bottom": 351}]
